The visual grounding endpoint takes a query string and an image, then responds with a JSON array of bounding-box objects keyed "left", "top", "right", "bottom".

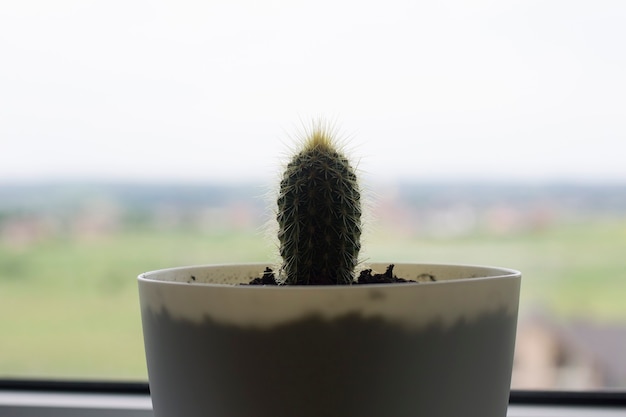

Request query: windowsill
[{"left": 1, "top": 385, "right": 625, "bottom": 417}]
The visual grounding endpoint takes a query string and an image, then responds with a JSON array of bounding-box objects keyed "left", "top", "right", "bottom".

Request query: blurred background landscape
[
  {"left": 2, "top": 0, "right": 626, "bottom": 394},
  {"left": 1, "top": 180, "right": 625, "bottom": 389}
]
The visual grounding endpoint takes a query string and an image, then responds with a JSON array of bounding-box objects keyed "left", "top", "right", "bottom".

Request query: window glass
[{"left": 1, "top": 0, "right": 625, "bottom": 389}]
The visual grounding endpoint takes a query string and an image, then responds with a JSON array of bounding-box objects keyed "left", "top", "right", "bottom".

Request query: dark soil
[
  {"left": 247, "top": 267, "right": 279, "bottom": 285},
  {"left": 246, "top": 264, "right": 430, "bottom": 285}
]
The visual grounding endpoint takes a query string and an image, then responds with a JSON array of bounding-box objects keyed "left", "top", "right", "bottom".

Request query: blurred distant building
[{"left": 513, "top": 308, "right": 626, "bottom": 389}]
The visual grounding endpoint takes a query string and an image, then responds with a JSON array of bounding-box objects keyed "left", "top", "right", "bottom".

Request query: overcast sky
[{"left": 1, "top": 0, "right": 625, "bottom": 184}]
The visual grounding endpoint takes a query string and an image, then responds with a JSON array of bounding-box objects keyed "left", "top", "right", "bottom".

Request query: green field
[{"left": 2, "top": 220, "right": 626, "bottom": 380}]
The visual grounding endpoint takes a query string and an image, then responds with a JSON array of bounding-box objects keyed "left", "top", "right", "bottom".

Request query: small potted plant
[{"left": 138, "top": 123, "right": 521, "bottom": 417}]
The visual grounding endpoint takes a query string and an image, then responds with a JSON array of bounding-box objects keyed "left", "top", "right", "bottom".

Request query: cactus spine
[{"left": 277, "top": 124, "right": 362, "bottom": 285}]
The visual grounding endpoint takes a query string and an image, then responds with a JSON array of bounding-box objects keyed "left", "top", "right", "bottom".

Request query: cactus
[{"left": 277, "top": 124, "right": 362, "bottom": 285}]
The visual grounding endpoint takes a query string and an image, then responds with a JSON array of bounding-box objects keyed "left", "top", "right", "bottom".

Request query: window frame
[{"left": 1, "top": 379, "right": 626, "bottom": 416}]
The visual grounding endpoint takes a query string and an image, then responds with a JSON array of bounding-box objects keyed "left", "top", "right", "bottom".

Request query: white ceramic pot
[{"left": 139, "top": 263, "right": 521, "bottom": 417}]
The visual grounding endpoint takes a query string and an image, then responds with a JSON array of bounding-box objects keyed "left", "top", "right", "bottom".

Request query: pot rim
[{"left": 138, "top": 262, "right": 521, "bottom": 289}]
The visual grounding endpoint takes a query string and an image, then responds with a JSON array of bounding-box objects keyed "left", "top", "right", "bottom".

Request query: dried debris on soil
[{"left": 246, "top": 264, "right": 432, "bottom": 286}]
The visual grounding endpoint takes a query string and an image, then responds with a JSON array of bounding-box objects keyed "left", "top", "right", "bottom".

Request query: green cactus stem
[{"left": 277, "top": 125, "right": 362, "bottom": 285}]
